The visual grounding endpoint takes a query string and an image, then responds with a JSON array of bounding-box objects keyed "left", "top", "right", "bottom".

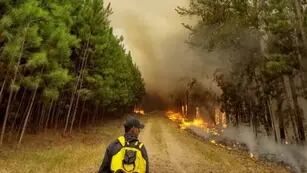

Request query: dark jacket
[{"left": 98, "top": 133, "right": 149, "bottom": 173}]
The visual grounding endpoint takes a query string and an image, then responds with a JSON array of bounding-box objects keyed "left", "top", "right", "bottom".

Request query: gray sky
[{"left": 105, "top": 0, "right": 222, "bottom": 96}]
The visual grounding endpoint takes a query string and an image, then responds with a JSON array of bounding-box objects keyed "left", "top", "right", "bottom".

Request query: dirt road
[{"left": 139, "top": 113, "right": 290, "bottom": 173}]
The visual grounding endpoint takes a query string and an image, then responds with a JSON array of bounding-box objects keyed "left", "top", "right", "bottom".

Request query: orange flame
[
  {"left": 134, "top": 108, "right": 145, "bottom": 115},
  {"left": 250, "top": 153, "right": 254, "bottom": 158},
  {"left": 210, "top": 140, "right": 217, "bottom": 144},
  {"left": 166, "top": 111, "right": 208, "bottom": 130},
  {"left": 166, "top": 109, "right": 227, "bottom": 140},
  {"left": 215, "top": 108, "right": 227, "bottom": 128}
]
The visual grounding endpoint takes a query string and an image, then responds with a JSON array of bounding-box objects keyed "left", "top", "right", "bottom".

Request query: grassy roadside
[{"left": 0, "top": 119, "right": 123, "bottom": 173}]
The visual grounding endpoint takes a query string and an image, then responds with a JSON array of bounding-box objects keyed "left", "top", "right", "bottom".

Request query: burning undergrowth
[
  {"left": 223, "top": 127, "right": 307, "bottom": 173},
  {"left": 166, "top": 111, "right": 307, "bottom": 173}
]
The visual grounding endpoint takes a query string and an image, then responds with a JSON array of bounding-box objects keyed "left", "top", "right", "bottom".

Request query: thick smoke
[
  {"left": 105, "top": 0, "right": 224, "bottom": 99},
  {"left": 223, "top": 126, "right": 307, "bottom": 173},
  {"left": 188, "top": 125, "right": 307, "bottom": 172}
]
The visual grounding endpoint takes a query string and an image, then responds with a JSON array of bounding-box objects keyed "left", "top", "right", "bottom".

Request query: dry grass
[{"left": 0, "top": 119, "right": 123, "bottom": 173}]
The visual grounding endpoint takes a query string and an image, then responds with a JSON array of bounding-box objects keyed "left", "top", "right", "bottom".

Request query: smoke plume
[
  {"left": 223, "top": 126, "right": 307, "bottom": 173},
  {"left": 105, "top": 0, "right": 224, "bottom": 99}
]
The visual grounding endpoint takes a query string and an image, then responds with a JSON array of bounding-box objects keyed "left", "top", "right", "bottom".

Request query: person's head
[{"left": 124, "top": 116, "right": 145, "bottom": 137}]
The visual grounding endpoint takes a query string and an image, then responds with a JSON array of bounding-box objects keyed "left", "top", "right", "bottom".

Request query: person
[{"left": 98, "top": 116, "right": 149, "bottom": 173}]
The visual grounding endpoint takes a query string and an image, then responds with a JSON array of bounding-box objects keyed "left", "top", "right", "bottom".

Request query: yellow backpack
[{"left": 111, "top": 136, "right": 147, "bottom": 173}]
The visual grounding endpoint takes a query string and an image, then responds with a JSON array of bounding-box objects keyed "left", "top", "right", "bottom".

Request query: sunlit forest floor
[{"left": 0, "top": 113, "right": 290, "bottom": 173}]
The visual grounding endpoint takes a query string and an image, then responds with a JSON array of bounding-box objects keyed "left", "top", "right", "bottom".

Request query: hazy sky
[{"left": 105, "top": 0, "right": 222, "bottom": 96}]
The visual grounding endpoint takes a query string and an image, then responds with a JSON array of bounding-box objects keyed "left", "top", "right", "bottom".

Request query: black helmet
[{"left": 124, "top": 116, "right": 145, "bottom": 129}]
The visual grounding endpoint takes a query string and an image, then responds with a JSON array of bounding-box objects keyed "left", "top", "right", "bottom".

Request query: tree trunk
[
  {"left": 69, "top": 52, "right": 88, "bottom": 134},
  {"left": 263, "top": 101, "right": 272, "bottom": 136},
  {"left": 17, "top": 86, "right": 38, "bottom": 148},
  {"left": 50, "top": 101, "right": 57, "bottom": 130},
  {"left": 44, "top": 101, "right": 54, "bottom": 132},
  {"left": 38, "top": 104, "right": 45, "bottom": 132},
  {"left": 86, "top": 111, "right": 90, "bottom": 127},
  {"left": 54, "top": 107, "right": 61, "bottom": 130},
  {"left": 289, "top": 76, "right": 306, "bottom": 141},
  {"left": 17, "top": 100, "right": 31, "bottom": 140},
  {"left": 78, "top": 101, "right": 86, "bottom": 130},
  {"left": 101, "top": 106, "right": 105, "bottom": 122},
  {"left": 1, "top": 87, "right": 16, "bottom": 146},
  {"left": 267, "top": 97, "right": 278, "bottom": 142},
  {"left": 0, "top": 79, "right": 6, "bottom": 104},
  {"left": 92, "top": 104, "right": 99, "bottom": 125},
  {"left": 9, "top": 89, "right": 26, "bottom": 137},
  {"left": 277, "top": 100, "right": 286, "bottom": 142},
  {"left": 283, "top": 75, "right": 299, "bottom": 142},
  {"left": 69, "top": 95, "right": 79, "bottom": 134},
  {"left": 64, "top": 40, "right": 89, "bottom": 134}
]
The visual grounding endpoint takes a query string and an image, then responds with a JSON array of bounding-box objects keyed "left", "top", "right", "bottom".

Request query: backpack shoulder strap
[
  {"left": 118, "top": 136, "right": 143, "bottom": 148},
  {"left": 117, "top": 136, "right": 125, "bottom": 146},
  {"left": 130, "top": 140, "right": 144, "bottom": 149}
]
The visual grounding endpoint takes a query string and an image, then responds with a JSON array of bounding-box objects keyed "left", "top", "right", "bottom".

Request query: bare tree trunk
[
  {"left": 44, "top": 101, "right": 54, "bottom": 132},
  {"left": 276, "top": 100, "right": 286, "bottom": 142},
  {"left": 267, "top": 97, "right": 278, "bottom": 142},
  {"left": 289, "top": 76, "right": 306, "bottom": 141},
  {"left": 38, "top": 104, "right": 46, "bottom": 132},
  {"left": 69, "top": 96, "right": 79, "bottom": 134},
  {"left": 12, "top": 90, "right": 19, "bottom": 104},
  {"left": 1, "top": 86, "right": 16, "bottom": 145},
  {"left": 101, "top": 106, "right": 105, "bottom": 122},
  {"left": 0, "top": 79, "right": 6, "bottom": 104},
  {"left": 9, "top": 89, "right": 26, "bottom": 137},
  {"left": 17, "top": 86, "right": 38, "bottom": 148},
  {"left": 54, "top": 108, "right": 61, "bottom": 130},
  {"left": 86, "top": 111, "right": 90, "bottom": 127},
  {"left": 54, "top": 101, "right": 64, "bottom": 130},
  {"left": 50, "top": 101, "right": 57, "bottom": 129},
  {"left": 17, "top": 99, "right": 31, "bottom": 140},
  {"left": 92, "top": 104, "right": 99, "bottom": 125},
  {"left": 263, "top": 101, "right": 272, "bottom": 136},
  {"left": 64, "top": 92, "right": 76, "bottom": 133},
  {"left": 69, "top": 52, "right": 88, "bottom": 134},
  {"left": 64, "top": 40, "right": 89, "bottom": 134},
  {"left": 283, "top": 75, "right": 305, "bottom": 142},
  {"left": 78, "top": 101, "right": 86, "bottom": 130}
]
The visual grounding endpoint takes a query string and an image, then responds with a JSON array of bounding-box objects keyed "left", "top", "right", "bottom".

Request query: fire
[
  {"left": 180, "top": 118, "right": 208, "bottom": 130},
  {"left": 250, "top": 153, "right": 254, "bottom": 158},
  {"left": 167, "top": 112, "right": 186, "bottom": 122},
  {"left": 134, "top": 108, "right": 145, "bottom": 115},
  {"left": 167, "top": 110, "right": 174, "bottom": 114},
  {"left": 166, "top": 110, "right": 216, "bottom": 132},
  {"left": 166, "top": 110, "right": 209, "bottom": 130},
  {"left": 210, "top": 140, "right": 217, "bottom": 144},
  {"left": 215, "top": 108, "right": 227, "bottom": 128},
  {"left": 166, "top": 109, "right": 229, "bottom": 147}
]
